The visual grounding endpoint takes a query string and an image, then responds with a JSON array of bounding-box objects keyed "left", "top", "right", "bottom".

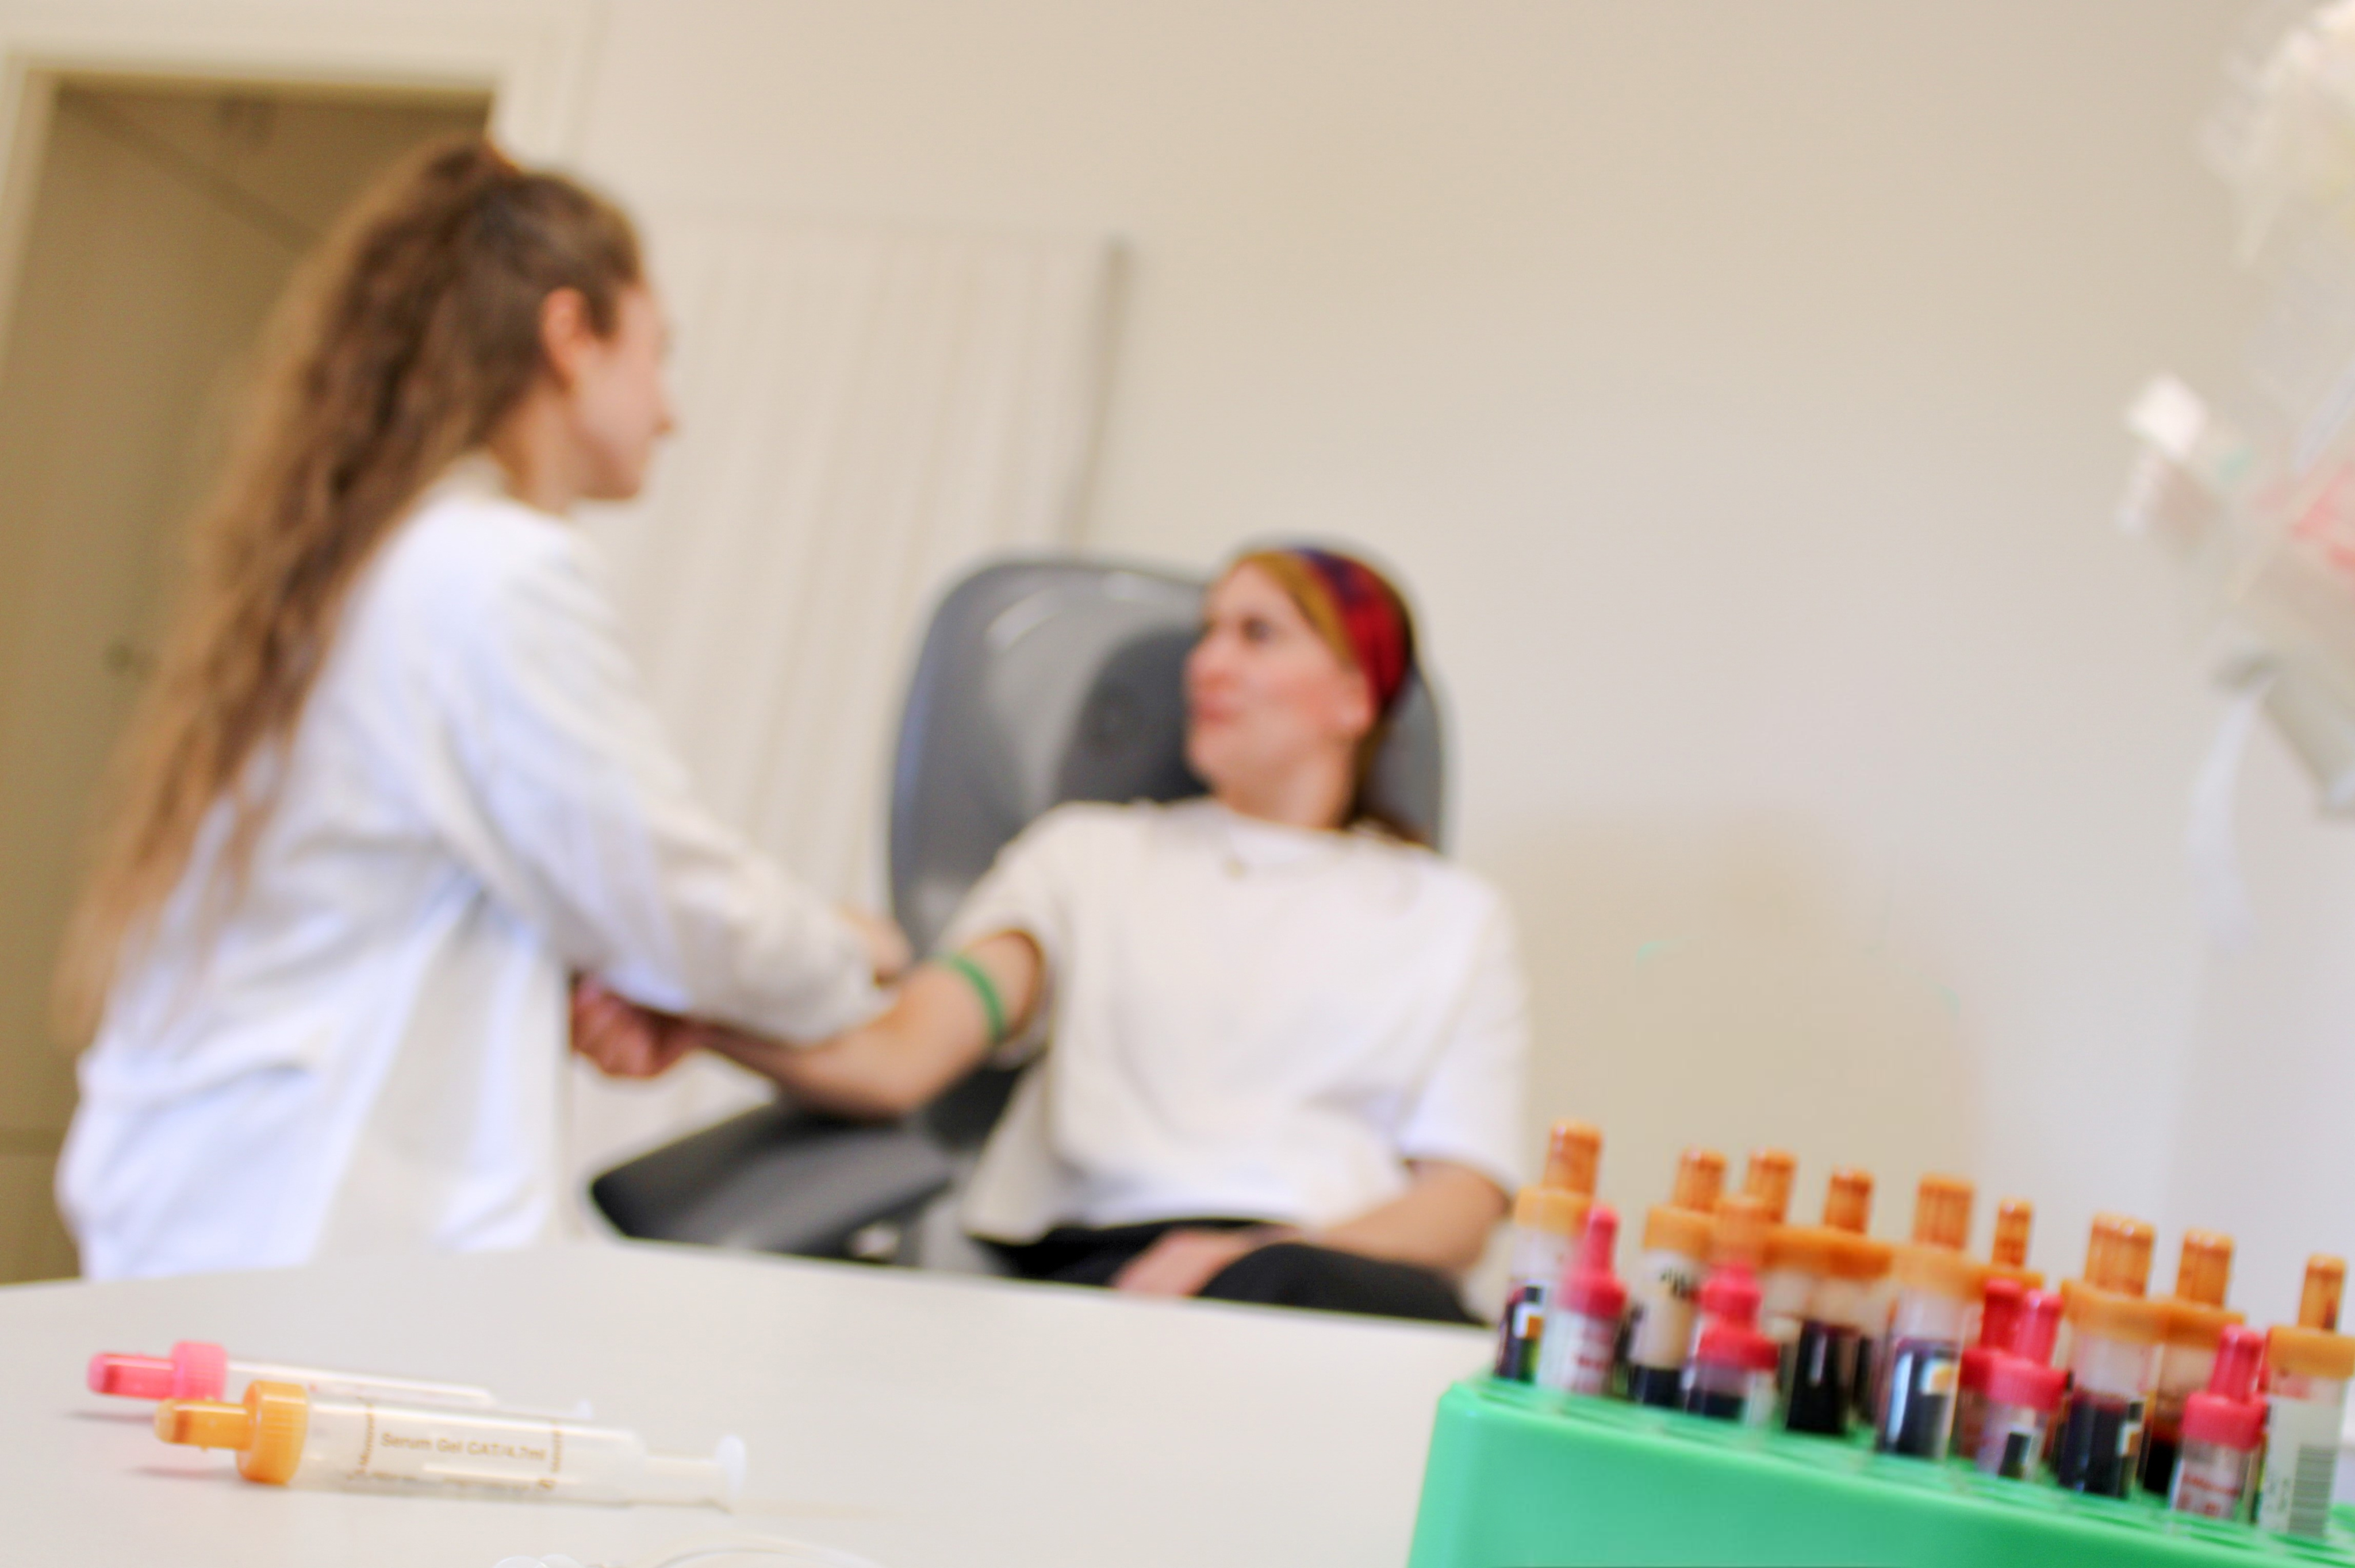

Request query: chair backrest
[{"left": 887, "top": 555, "right": 1446, "bottom": 1146}]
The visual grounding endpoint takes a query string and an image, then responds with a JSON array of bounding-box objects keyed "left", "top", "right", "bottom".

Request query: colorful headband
[{"left": 1279, "top": 547, "right": 1414, "bottom": 716}]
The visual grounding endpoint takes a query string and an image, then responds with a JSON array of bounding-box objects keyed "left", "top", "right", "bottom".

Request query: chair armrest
[{"left": 590, "top": 1100, "right": 957, "bottom": 1259}]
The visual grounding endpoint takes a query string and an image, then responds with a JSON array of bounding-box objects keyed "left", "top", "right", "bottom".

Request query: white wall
[{"left": 572, "top": 1, "right": 2348, "bottom": 1318}]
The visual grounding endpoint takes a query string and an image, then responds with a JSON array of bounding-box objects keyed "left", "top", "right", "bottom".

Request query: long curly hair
[{"left": 55, "top": 135, "right": 642, "bottom": 1038}]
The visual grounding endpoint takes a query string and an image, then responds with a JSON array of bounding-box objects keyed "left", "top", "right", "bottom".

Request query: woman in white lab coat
[{"left": 54, "top": 137, "right": 902, "bottom": 1280}]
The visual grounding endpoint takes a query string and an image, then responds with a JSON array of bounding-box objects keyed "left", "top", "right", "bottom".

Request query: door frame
[{"left": 0, "top": 0, "right": 604, "bottom": 360}]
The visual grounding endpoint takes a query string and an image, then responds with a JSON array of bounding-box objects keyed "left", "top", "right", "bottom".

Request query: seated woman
[{"left": 585, "top": 547, "right": 1526, "bottom": 1321}]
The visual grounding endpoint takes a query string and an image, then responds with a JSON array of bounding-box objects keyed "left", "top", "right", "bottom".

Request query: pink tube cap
[{"left": 87, "top": 1341, "right": 228, "bottom": 1401}]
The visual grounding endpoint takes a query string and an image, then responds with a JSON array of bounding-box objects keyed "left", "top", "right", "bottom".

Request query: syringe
[
  {"left": 91, "top": 1339, "right": 569, "bottom": 1411},
  {"left": 155, "top": 1381, "right": 742, "bottom": 1508}
]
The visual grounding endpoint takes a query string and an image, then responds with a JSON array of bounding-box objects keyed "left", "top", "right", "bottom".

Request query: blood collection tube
[
  {"left": 2255, "top": 1255, "right": 2355, "bottom": 1539},
  {"left": 1758, "top": 1226, "right": 1817, "bottom": 1384},
  {"left": 1874, "top": 1242, "right": 1984, "bottom": 1460},
  {"left": 2169, "top": 1325, "right": 2266, "bottom": 1523},
  {"left": 90, "top": 1340, "right": 502, "bottom": 1408},
  {"left": 154, "top": 1381, "right": 743, "bottom": 1506},
  {"left": 2139, "top": 1229, "right": 2241, "bottom": 1497},
  {"left": 1493, "top": 1121, "right": 1604, "bottom": 1382},
  {"left": 1620, "top": 1147, "right": 1724, "bottom": 1408},
  {"left": 1683, "top": 1260, "right": 1779, "bottom": 1426},
  {"left": 1798, "top": 1167, "right": 1888, "bottom": 1426},
  {"left": 1745, "top": 1148, "right": 1804, "bottom": 1370},
  {"left": 1953, "top": 1275, "right": 2027, "bottom": 1462},
  {"left": 1536, "top": 1203, "right": 1627, "bottom": 1398},
  {"left": 1493, "top": 1186, "right": 1590, "bottom": 1382},
  {"left": 1782, "top": 1228, "right": 1887, "bottom": 1439},
  {"left": 2053, "top": 1213, "right": 2167, "bottom": 1497},
  {"left": 1868, "top": 1174, "right": 1974, "bottom": 1430},
  {"left": 1973, "top": 1289, "right": 2065, "bottom": 1481}
]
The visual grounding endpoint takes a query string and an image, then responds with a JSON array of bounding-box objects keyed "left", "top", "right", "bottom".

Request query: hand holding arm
[
  {"left": 569, "top": 976, "right": 700, "bottom": 1079},
  {"left": 695, "top": 931, "right": 1044, "bottom": 1119}
]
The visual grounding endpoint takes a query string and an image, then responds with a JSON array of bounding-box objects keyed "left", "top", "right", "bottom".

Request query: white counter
[{"left": 0, "top": 1242, "right": 1487, "bottom": 1567}]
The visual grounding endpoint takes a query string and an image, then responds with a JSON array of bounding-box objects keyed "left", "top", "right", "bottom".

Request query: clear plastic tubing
[
  {"left": 91, "top": 1339, "right": 502, "bottom": 1408},
  {"left": 1874, "top": 1243, "right": 1982, "bottom": 1461},
  {"left": 2170, "top": 1324, "right": 2266, "bottom": 1522},
  {"left": 1974, "top": 1290, "right": 2065, "bottom": 1481},
  {"left": 2053, "top": 1213, "right": 2165, "bottom": 1498},
  {"left": 1535, "top": 1202, "right": 1626, "bottom": 1397},
  {"left": 1621, "top": 1148, "right": 1724, "bottom": 1409},
  {"left": 154, "top": 1381, "right": 742, "bottom": 1508},
  {"left": 2141, "top": 1229, "right": 2241, "bottom": 1498},
  {"left": 2256, "top": 1255, "right": 2354, "bottom": 1539}
]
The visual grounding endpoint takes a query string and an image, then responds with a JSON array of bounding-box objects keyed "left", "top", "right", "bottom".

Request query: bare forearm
[
  {"left": 1307, "top": 1162, "right": 1508, "bottom": 1275},
  {"left": 700, "top": 931, "right": 1042, "bottom": 1119}
]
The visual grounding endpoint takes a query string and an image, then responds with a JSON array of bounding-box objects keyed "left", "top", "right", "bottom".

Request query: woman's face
[
  {"left": 561, "top": 282, "right": 676, "bottom": 502},
  {"left": 1184, "top": 562, "right": 1375, "bottom": 798}
]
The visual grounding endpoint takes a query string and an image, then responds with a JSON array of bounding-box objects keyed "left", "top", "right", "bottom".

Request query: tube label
[
  {"left": 1536, "top": 1308, "right": 1620, "bottom": 1396},
  {"left": 1622, "top": 1251, "right": 1703, "bottom": 1374},
  {"left": 1877, "top": 1339, "right": 1960, "bottom": 1460},
  {"left": 2172, "top": 1448, "right": 2253, "bottom": 1522},
  {"left": 1493, "top": 1282, "right": 1547, "bottom": 1382},
  {"left": 2256, "top": 1392, "right": 2344, "bottom": 1538}
]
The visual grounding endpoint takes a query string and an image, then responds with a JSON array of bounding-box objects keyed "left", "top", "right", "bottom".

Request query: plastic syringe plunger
[
  {"left": 154, "top": 1381, "right": 742, "bottom": 1508},
  {"left": 1910, "top": 1175, "right": 1974, "bottom": 1251},
  {"left": 1742, "top": 1150, "right": 1797, "bottom": 1225},
  {"left": 1542, "top": 1121, "right": 1602, "bottom": 1194}
]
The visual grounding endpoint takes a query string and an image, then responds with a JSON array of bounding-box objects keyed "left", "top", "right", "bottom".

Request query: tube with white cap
[{"left": 155, "top": 1381, "right": 741, "bottom": 1508}]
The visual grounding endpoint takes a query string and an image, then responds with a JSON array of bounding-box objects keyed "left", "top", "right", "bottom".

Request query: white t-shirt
[
  {"left": 945, "top": 797, "right": 1527, "bottom": 1243},
  {"left": 60, "top": 461, "right": 883, "bottom": 1279}
]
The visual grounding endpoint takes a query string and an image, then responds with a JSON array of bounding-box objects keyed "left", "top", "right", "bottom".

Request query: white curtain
[{"left": 568, "top": 214, "right": 1120, "bottom": 1181}]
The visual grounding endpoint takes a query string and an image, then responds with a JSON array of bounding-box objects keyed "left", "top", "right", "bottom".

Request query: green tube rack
[{"left": 1408, "top": 1377, "right": 2355, "bottom": 1567}]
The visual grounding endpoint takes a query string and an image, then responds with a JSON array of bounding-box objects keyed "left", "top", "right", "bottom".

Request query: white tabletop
[{"left": 0, "top": 1242, "right": 1487, "bottom": 1567}]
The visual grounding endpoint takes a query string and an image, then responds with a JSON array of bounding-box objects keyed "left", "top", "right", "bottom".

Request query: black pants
[{"left": 987, "top": 1217, "right": 1477, "bottom": 1325}]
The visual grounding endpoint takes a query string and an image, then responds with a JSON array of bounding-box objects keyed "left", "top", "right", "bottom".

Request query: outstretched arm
[{"left": 693, "top": 931, "right": 1045, "bottom": 1119}]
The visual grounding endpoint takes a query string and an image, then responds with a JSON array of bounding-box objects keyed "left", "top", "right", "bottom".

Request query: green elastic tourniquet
[{"left": 935, "top": 951, "right": 1007, "bottom": 1047}]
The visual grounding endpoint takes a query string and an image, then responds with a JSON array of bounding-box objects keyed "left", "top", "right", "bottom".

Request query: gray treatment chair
[{"left": 589, "top": 554, "right": 1445, "bottom": 1266}]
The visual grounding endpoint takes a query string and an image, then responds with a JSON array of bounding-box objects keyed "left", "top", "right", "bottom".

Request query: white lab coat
[{"left": 59, "top": 461, "right": 882, "bottom": 1279}]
